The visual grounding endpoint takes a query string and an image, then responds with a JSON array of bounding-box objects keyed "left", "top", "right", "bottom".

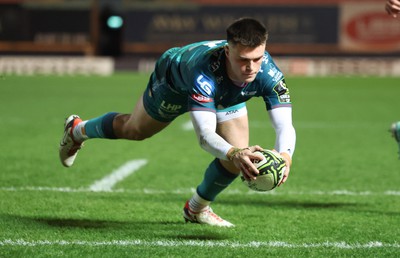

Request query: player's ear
[{"left": 224, "top": 45, "right": 229, "bottom": 58}]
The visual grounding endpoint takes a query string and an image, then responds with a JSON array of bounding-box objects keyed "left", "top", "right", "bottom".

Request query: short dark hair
[{"left": 226, "top": 17, "right": 268, "bottom": 47}]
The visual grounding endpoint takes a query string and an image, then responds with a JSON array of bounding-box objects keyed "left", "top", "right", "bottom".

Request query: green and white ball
[{"left": 241, "top": 149, "right": 286, "bottom": 192}]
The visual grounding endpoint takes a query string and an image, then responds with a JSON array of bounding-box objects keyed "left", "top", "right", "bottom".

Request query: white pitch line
[
  {"left": 0, "top": 186, "right": 399, "bottom": 196},
  {"left": 0, "top": 239, "right": 399, "bottom": 249},
  {"left": 89, "top": 159, "right": 148, "bottom": 192}
]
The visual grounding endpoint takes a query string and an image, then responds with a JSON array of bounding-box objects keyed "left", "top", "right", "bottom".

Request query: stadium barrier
[
  {"left": 135, "top": 57, "right": 400, "bottom": 77},
  {"left": 275, "top": 57, "right": 400, "bottom": 77},
  {"left": 1, "top": 56, "right": 398, "bottom": 77},
  {"left": 0, "top": 56, "right": 114, "bottom": 76}
]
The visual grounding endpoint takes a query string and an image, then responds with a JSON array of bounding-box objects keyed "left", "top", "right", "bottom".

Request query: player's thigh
[
  {"left": 216, "top": 115, "right": 249, "bottom": 147},
  {"left": 216, "top": 104, "right": 249, "bottom": 147},
  {"left": 124, "top": 94, "right": 171, "bottom": 139},
  {"left": 122, "top": 72, "right": 187, "bottom": 139}
]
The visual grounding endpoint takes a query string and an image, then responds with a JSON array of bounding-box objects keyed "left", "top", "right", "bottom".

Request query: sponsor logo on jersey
[
  {"left": 241, "top": 90, "right": 257, "bottom": 96},
  {"left": 160, "top": 100, "right": 182, "bottom": 112},
  {"left": 191, "top": 93, "right": 212, "bottom": 103},
  {"left": 268, "top": 69, "right": 275, "bottom": 77},
  {"left": 274, "top": 80, "right": 291, "bottom": 103},
  {"left": 273, "top": 71, "right": 283, "bottom": 82},
  {"left": 196, "top": 74, "right": 214, "bottom": 95},
  {"left": 268, "top": 67, "right": 283, "bottom": 82},
  {"left": 151, "top": 78, "right": 164, "bottom": 93},
  {"left": 225, "top": 109, "right": 238, "bottom": 115},
  {"left": 263, "top": 55, "right": 269, "bottom": 64},
  {"left": 259, "top": 55, "right": 269, "bottom": 74},
  {"left": 275, "top": 80, "right": 288, "bottom": 95},
  {"left": 210, "top": 61, "right": 221, "bottom": 72}
]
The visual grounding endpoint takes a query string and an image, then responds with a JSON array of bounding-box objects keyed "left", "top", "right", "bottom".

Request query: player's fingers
[
  {"left": 390, "top": 0, "right": 400, "bottom": 6},
  {"left": 247, "top": 161, "right": 260, "bottom": 176},
  {"left": 248, "top": 152, "right": 263, "bottom": 161},
  {"left": 249, "top": 145, "right": 263, "bottom": 152},
  {"left": 241, "top": 153, "right": 260, "bottom": 172},
  {"left": 386, "top": 5, "right": 395, "bottom": 16},
  {"left": 241, "top": 170, "right": 251, "bottom": 181},
  {"left": 278, "top": 174, "right": 287, "bottom": 186},
  {"left": 278, "top": 166, "right": 290, "bottom": 186},
  {"left": 278, "top": 175, "right": 288, "bottom": 186},
  {"left": 386, "top": 2, "right": 400, "bottom": 17},
  {"left": 240, "top": 161, "right": 257, "bottom": 180}
]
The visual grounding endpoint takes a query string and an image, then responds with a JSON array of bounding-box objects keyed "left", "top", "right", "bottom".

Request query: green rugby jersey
[{"left": 163, "top": 40, "right": 291, "bottom": 112}]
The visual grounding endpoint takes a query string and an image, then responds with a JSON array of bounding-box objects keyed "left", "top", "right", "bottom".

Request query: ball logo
[{"left": 241, "top": 150, "right": 286, "bottom": 192}]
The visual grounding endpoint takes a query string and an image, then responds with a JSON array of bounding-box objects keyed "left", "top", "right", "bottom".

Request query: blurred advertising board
[
  {"left": 193, "top": 0, "right": 382, "bottom": 4},
  {"left": 0, "top": 3, "right": 90, "bottom": 42},
  {"left": 123, "top": 5, "right": 338, "bottom": 45},
  {"left": 1, "top": 1, "right": 398, "bottom": 56},
  {"left": 340, "top": 2, "right": 400, "bottom": 52}
]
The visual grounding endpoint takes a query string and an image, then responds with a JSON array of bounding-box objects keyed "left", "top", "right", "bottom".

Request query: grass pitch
[{"left": 0, "top": 74, "right": 399, "bottom": 257}]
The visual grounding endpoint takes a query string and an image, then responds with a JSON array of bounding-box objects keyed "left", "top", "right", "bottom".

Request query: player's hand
[
  {"left": 386, "top": 0, "right": 400, "bottom": 18},
  {"left": 277, "top": 151, "right": 292, "bottom": 186},
  {"left": 228, "top": 145, "right": 264, "bottom": 180}
]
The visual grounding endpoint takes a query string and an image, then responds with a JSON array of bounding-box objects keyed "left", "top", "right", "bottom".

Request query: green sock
[{"left": 196, "top": 158, "right": 238, "bottom": 201}]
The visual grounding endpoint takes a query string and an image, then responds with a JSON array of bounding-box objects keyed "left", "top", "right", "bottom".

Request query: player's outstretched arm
[{"left": 268, "top": 107, "right": 296, "bottom": 185}]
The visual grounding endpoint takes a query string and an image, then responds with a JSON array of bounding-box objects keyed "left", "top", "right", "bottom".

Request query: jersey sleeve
[
  {"left": 264, "top": 79, "right": 292, "bottom": 110},
  {"left": 261, "top": 54, "right": 292, "bottom": 110}
]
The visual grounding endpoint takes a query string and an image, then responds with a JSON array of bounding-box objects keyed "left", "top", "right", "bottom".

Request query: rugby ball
[{"left": 241, "top": 149, "right": 286, "bottom": 192}]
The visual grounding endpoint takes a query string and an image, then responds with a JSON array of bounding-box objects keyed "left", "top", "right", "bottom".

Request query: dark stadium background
[{"left": 0, "top": 0, "right": 399, "bottom": 75}]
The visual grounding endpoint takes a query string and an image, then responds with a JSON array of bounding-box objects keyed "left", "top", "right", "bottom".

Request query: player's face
[{"left": 225, "top": 43, "right": 265, "bottom": 83}]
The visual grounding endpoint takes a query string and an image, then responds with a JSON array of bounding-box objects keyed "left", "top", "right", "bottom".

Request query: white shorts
[{"left": 216, "top": 103, "right": 247, "bottom": 123}]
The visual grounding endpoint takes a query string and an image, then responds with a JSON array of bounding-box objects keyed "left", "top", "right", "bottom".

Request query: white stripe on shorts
[{"left": 216, "top": 105, "right": 247, "bottom": 123}]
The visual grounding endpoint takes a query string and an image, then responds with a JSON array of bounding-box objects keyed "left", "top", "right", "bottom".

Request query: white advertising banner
[
  {"left": 340, "top": 2, "right": 400, "bottom": 52},
  {"left": 0, "top": 57, "right": 115, "bottom": 76}
]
